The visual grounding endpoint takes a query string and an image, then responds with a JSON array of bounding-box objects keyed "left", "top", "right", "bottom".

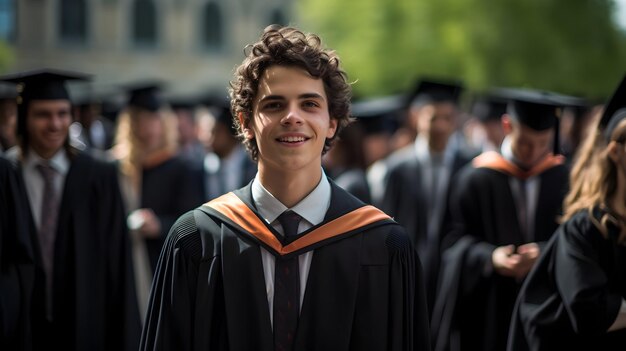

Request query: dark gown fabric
[
  {"left": 140, "top": 181, "right": 431, "bottom": 351},
  {"left": 431, "top": 158, "right": 569, "bottom": 351},
  {"left": 141, "top": 155, "right": 204, "bottom": 270},
  {"left": 0, "top": 156, "right": 33, "bottom": 350},
  {"left": 508, "top": 208, "right": 626, "bottom": 351},
  {"left": 381, "top": 144, "right": 475, "bottom": 315},
  {"left": 9, "top": 151, "right": 141, "bottom": 351}
]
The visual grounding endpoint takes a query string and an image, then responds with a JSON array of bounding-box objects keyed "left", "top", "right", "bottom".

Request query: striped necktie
[
  {"left": 36, "top": 163, "right": 60, "bottom": 320},
  {"left": 273, "top": 210, "right": 302, "bottom": 351}
]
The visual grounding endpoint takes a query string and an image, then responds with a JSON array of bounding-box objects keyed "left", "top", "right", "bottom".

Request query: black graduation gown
[
  {"left": 431, "top": 154, "right": 568, "bottom": 351},
  {"left": 381, "top": 144, "right": 475, "bottom": 315},
  {"left": 140, "top": 181, "right": 431, "bottom": 351},
  {"left": 508, "top": 208, "right": 626, "bottom": 351},
  {"left": 11, "top": 151, "right": 141, "bottom": 351},
  {"left": 141, "top": 155, "right": 204, "bottom": 270},
  {"left": 0, "top": 156, "right": 33, "bottom": 350}
]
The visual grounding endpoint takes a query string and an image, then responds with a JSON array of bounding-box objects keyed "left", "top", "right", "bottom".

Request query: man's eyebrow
[
  {"left": 258, "top": 93, "right": 325, "bottom": 103},
  {"left": 299, "top": 93, "right": 325, "bottom": 100},
  {"left": 258, "top": 95, "right": 285, "bottom": 103}
]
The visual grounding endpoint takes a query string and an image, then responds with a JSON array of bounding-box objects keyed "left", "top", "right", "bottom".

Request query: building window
[
  {"left": 133, "top": 0, "right": 157, "bottom": 47},
  {"left": 270, "top": 9, "right": 288, "bottom": 27},
  {"left": 59, "top": 0, "right": 87, "bottom": 43},
  {"left": 0, "top": 0, "right": 15, "bottom": 42},
  {"left": 201, "top": 2, "right": 223, "bottom": 50}
]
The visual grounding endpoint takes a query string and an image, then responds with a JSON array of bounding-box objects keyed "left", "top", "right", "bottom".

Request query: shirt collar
[
  {"left": 24, "top": 148, "right": 70, "bottom": 176},
  {"left": 501, "top": 135, "right": 516, "bottom": 163},
  {"left": 251, "top": 169, "right": 331, "bottom": 226},
  {"left": 414, "top": 132, "right": 459, "bottom": 164}
]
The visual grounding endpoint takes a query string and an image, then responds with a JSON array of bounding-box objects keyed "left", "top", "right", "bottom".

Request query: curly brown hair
[{"left": 229, "top": 25, "right": 353, "bottom": 161}]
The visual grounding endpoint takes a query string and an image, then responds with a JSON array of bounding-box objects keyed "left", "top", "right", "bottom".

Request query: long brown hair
[
  {"left": 563, "top": 113, "right": 626, "bottom": 241},
  {"left": 110, "top": 106, "right": 178, "bottom": 191}
]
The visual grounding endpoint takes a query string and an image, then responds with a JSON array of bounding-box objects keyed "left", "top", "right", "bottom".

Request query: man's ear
[
  {"left": 608, "top": 141, "right": 621, "bottom": 163},
  {"left": 326, "top": 117, "right": 338, "bottom": 139},
  {"left": 501, "top": 114, "right": 513, "bottom": 135},
  {"left": 238, "top": 112, "right": 254, "bottom": 140}
]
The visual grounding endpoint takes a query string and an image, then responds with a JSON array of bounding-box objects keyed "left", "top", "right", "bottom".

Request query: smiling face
[
  {"left": 243, "top": 65, "right": 337, "bottom": 176},
  {"left": 26, "top": 99, "right": 72, "bottom": 158}
]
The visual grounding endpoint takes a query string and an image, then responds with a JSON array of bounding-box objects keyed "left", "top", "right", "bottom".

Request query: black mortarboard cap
[
  {"left": 493, "top": 87, "right": 581, "bottom": 154},
  {"left": 599, "top": 73, "right": 626, "bottom": 142},
  {"left": 407, "top": 78, "right": 464, "bottom": 107},
  {"left": 0, "top": 68, "right": 89, "bottom": 105},
  {"left": 124, "top": 81, "right": 165, "bottom": 112},
  {"left": 492, "top": 88, "right": 562, "bottom": 131},
  {"left": 169, "top": 96, "right": 198, "bottom": 111},
  {"left": 351, "top": 95, "right": 404, "bottom": 135},
  {"left": 471, "top": 94, "right": 508, "bottom": 122}
]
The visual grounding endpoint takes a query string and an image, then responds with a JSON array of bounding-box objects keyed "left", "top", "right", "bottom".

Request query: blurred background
[{"left": 0, "top": 0, "right": 625, "bottom": 102}]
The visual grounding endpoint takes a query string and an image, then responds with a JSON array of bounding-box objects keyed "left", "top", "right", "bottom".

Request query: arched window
[
  {"left": 133, "top": 0, "right": 157, "bottom": 47},
  {"left": 201, "top": 2, "right": 223, "bottom": 50},
  {"left": 0, "top": 0, "right": 15, "bottom": 42},
  {"left": 59, "top": 0, "right": 86, "bottom": 43},
  {"left": 269, "top": 9, "right": 288, "bottom": 27}
]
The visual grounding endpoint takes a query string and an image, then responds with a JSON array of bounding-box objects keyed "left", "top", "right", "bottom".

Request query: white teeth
[{"left": 279, "top": 136, "right": 305, "bottom": 142}]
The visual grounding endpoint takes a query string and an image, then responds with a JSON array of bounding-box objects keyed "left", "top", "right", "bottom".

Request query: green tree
[
  {"left": 0, "top": 40, "right": 15, "bottom": 74},
  {"left": 296, "top": 0, "right": 626, "bottom": 99}
]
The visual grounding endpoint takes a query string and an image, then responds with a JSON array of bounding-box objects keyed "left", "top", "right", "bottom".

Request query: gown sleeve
[
  {"left": 140, "top": 209, "right": 227, "bottom": 351},
  {"left": 387, "top": 226, "right": 431, "bottom": 351},
  {"left": 554, "top": 221, "right": 623, "bottom": 335}
]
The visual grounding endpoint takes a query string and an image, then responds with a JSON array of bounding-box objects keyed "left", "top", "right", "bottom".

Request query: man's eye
[
  {"left": 303, "top": 101, "right": 319, "bottom": 108},
  {"left": 264, "top": 102, "right": 282, "bottom": 110}
]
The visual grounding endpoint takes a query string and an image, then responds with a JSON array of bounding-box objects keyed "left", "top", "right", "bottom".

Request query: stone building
[{"left": 0, "top": 0, "right": 292, "bottom": 96}]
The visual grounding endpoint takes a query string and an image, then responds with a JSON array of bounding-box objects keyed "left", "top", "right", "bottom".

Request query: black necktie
[
  {"left": 36, "top": 163, "right": 59, "bottom": 320},
  {"left": 274, "top": 210, "right": 302, "bottom": 351}
]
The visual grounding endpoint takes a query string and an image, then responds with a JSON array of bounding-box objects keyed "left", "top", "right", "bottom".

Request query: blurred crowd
[{"left": 1, "top": 64, "right": 624, "bottom": 351}]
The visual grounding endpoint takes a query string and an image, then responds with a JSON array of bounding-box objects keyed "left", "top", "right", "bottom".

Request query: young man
[
  {"left": 380, "top": 79, "right": 476, "bottom": 315},
  {"left": 431, "top": 89, "right": 570, "bottom": 351},
  {"left": 1, "top": 69, "right": 140, "bottom": 351},
  {"left": 140, "top": 25, "right": 430, "bottom": 351}
]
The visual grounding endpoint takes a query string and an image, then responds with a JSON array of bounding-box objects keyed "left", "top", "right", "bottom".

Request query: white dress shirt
[
  {"left": 501, "top": 136, "right": 540, "bottom": 241},
  {"left": 251, "top": 170, "right": 332, "bottom": 327},
  {"left": 414, "top": 133, "right": 458, "bottom": 243},
  {"left": 22, "top": 149, "right": 70, "bottom": 230}
]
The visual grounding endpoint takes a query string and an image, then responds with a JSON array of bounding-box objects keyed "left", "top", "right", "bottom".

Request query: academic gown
[
  {"left": 381, "top": 144, "right": 475, "bottom": 315},
  {"left": 0, "top": 156, "right": 33, "bottom": 350},
  {"left": 141, "top": 155, "right": 204, "bottom": 270},
  {"left": 10, "top": 151, "right": 141, "bottom": 351},
  {"left": 431, "top": 153, "right": 569, "bottom": 351},
  {"left": 140, "top": 180, "right": 431, "bottom": 351},
  {"left": 508, "top": 208, "right": 626, "bottom": 351}
]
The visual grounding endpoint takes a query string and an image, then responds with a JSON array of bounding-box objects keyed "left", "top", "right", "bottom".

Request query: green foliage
[
  {"left": 0, "top": 40, "right": 15, "bottom": 74},
  {"left": 295, "top": 0, "right": 626, "bottom": 100}
]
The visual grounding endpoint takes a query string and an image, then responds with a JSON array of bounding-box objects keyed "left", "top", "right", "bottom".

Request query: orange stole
[
  {"left": 472, "top": 151, "right": 564, "bottom": 179},
  {"left": 204, "top": 192, "right": 392, "bottom": 256}
]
